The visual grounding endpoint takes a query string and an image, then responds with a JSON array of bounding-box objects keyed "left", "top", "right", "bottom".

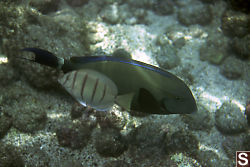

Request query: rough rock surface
[{"left": 215, "top": 101, "right": 248, "bottom": 134}]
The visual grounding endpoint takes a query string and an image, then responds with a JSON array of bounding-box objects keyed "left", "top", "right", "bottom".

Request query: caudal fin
[{"left": 21, "top": 48, "right": 63, "bottom": 69}]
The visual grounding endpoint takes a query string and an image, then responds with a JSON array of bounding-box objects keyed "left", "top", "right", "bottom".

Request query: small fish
[
  {"left": 20, "top": 48, "right": 197, "bottom": 115},
  {"left": 58, "top": 69, "right": 118, "bottom": 111}
]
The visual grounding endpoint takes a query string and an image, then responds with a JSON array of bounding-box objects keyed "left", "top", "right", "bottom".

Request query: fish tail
[{"left": 21, "top": 48, "right": 64, "bottom": 69}]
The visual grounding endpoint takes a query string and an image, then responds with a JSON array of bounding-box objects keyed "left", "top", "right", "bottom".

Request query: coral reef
[
  {"left": 199, "top": 34, "right": 229, "bottom": 65},
  {"left": 177, "top": 2, "right": 213, "bottom": 26},
  {"left": 215, "top": 101, "right": 248, "bottom": 134},
  {"left": 163, "top": 130, "right": 199, "bottom": 157},
  {"left": 181, "top": 105, "right": 213, "bottom": 132},
  {"left": 221, "top": 10, "right": 250, "bottom": 38},
  {"left": 232, "top": 34, "right": 250, "bottom": 59},
  {"left": 155, "top": 44, "right": 180, "bottom": 69},
  {"left": 0, "top": 143, "right": 24, "bottom": 167},
  {"left": 0, "top": 0, "right": 248, "bottom": 166},
  {"left": 29, "top": 0, "right": 61, "bottom": 14},
  {"left": 0, "top": 114, "right": 12, "bottom": 139},
  {"left": 56, "top": 120, "right": 93, "bottom": 149},
  {"left": 94, "top": 128, "right": 128, "bottom": 157},
  {"left": 2, "top": 84, "right": 47, "bottom": 133},
  {"left": 222, "top": 136, "right": 245, "bottom": 159},
  {"left": 152, "top": 0, "right": 174, "bottom": 16},
  {"left": 219, "top": 56, "right": 245, "bottom": 80},
  {"left": 196, "top": 150, "right": 231, "bottom": 167},
  {"left": 66, "top": 0, "right": 89, "bottom": 7}
]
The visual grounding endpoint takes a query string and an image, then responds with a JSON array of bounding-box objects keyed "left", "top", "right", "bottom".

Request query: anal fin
[
  {"left": 138, "top": 88, "right": 161, "bottom": 114},
  {"left": 115, "top": 93, "right": 135, "bottom": 111}
]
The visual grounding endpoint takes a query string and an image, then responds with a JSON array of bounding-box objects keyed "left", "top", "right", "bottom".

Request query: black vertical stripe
[
  {"left": 72, "top": 71, "right": 78, "bottom": 89},
  {"left": 91, "top": 78, "right": 99, "bottom": 103},
  {"left": 99, "top": 84, "right": 107, "bottom": 103},
  {"left": 81, "top": 74, "right": 88, "bottom": 99},
  {"left": 62, "top": 73, "right": 70, "bottom": 86}
]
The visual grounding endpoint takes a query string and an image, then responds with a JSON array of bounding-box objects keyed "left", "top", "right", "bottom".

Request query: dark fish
[{"left": 21, "top": 48, "right": 197, "bottom": 115}]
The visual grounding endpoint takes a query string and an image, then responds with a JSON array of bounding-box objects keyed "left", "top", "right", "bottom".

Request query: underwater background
[{"left": 0, "top": 0, "right": 249, "bottom": 166}]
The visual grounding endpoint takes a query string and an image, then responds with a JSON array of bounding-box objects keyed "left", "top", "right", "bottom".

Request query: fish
[
  {"left": 20, "top": 48, "right": 197, "bottom": 115},
  {"left": 58, "top": 69, "right": 118, "bottom": 111}
]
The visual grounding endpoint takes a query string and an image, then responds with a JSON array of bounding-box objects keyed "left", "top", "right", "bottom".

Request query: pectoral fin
[{"left": 115, "top": 93, "right": 135, "bottom": 111}]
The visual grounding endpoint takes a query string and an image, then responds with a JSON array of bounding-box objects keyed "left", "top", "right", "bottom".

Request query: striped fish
[{"left": 58, "top": 69, "right": 118, "bottom": 111}]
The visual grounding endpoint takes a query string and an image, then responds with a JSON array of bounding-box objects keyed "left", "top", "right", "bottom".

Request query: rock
[
  {"left": 29, "top": 0, "right": 61, "bottom": 14},
  {"left": 173, "top": 37, "right": 186, "bottom": 49},
  {"left": 127, "top": 0, "right": 155, "bottom": 9},
  {"left": 177, "top": 2, "right": 213, "bottom": 26},
  {"left": 199, "top": 45, "right": 226, "bottom": 65},
  {"left": 14, "top": 53, "right": 60, "bottom": 89},
  {"left": 0, "top": 81, "right": 50, "bottom": 133},
  {"left": 174, "top": 0, "right": 193, "bottom": 7},
  {"left": 155, "top": 44, "right": 180, "bottom": 69},
  {"left": 221, "top": 10, "right": 250, "bottom": 38},
  {"left": 1, "top": 4, "right": 89, "bottom": 89},
  {"left": 3, "top": 92, "right": 47, "bottom": 133},
  {"left": 130, "top": 122, "right": 165, "bottom": 148},
  {"left": 104, "top": 160, "right": 130, "bottom": 167},
  {"left": 219, "top": 56, "right": 244, "bottom": 80},
  {"left": 56, "top": 121, "right": 92, "bottom": 149},
  {"left": 243, "top": 135, "right": 250, "bottom": 151},
  {"left": 127, "top": 123, "right": 180, "bottom": 167},
  {"left": 96, "top": 0, "right": 123, "bottom": 5},
  {"left": 181, "top": 105, "right": 213, "bottom": 132},
  {"left": 215, "top": 101, "right": 248, "bottom": 134},
  {"left": 227, "top": 0, "right": 250, "bottom": 14},
  {"left": 222, "top": 137, "right": 244, "bottom": 159},
  {"left": 0, "top": 63, "right": 16, "bottom": 87},
  {"left": 164, "top": 130, "right": 199, "bottom": 156},
  {"left": 245, "top": 101, "right": 250, "bottom": 125},
  {"left": 153, "top": 0, "right": 174, "bottom": 16},
  {"left": 0, "top": 114, "right": 12, "bottom": 139},
  {"left": 102, "top": 108, "right": 128, "bottom": 130},
  {"left": 0, "top": 143, "right": 24, "bottom": 167},
  {"left": 95, "top": 108, "right": 128, "bottom": 130},
  {"left": 162, "top": 25, "right": 187, "bottom": 48},
  {"left": 23, "top": 145, "right": 50, "bottom": 166},
  {"left": 112, "top": 49, "right": 132, "bottom": 59},
  {"left": 14, "top": 105, "right": 47, "bottom": 133},
  {"left": 66, "top": 0, "right": 89, "bottom": 7},
  {"left": 156, "top": 34, "right": 170, "bottom": 46},
  {"left": 70, "top": 103, "right": 85, "bottom": 119},
  {"left": 199, "top": 0, "right": 216, "bottom": 3},
  {"left": 0, "top": 2, "right": 25, "bottom": 40},
  {"left": 59, "top": 159, "right": 83, "bottom": 167},
  {"left": 232, "top": 35, "right": 250, "bottom": 59},
  {"left": 129, "top": 146, "right": 178, "bottom": 167},
  {"left": 197, "top": 150, "right": 232, "bottom": 167},
  {"left": 132, "top": 8, "right": 148, "bottom": 24},
  {"left": 178, "top": 67, "right": 195, "bottom": 85},
  {"left": 100, "top": 4, "right": 120, "bottom": 24},
  {"left": 199, "top": 34, "right": 229, "bottom": 65},
  {"left": 94, "top": 128, "right": 127, "bottom": 157}
]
